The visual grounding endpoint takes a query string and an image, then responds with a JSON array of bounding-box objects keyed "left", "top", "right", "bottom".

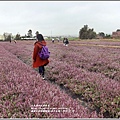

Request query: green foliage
[
  {"left": 7, "top": 35, "right": 12, "bottom": 41},
  {"left": 99, "top": 32, "right": 105, "bottom": 38},
  {"left": 68, "top": 37, "right": 78, "bottom": 41},
  {"left": 104, "top": 34, "right": 112, "bottom": 39},
  {"left": 15, "top": 33, "right": 21, "bottom": 40},
  {"left": 3, "top": 34, "right": 12, "bottom": 41},
  {"left": 79, "top": 25, "right": 96, "bottom": 39}
]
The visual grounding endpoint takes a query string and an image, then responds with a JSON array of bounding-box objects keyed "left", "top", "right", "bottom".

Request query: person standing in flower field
[
  {"left": 33, "top": 34, "right": 49, "bottom": 79},
  {"left": 52, "top": 38, "right": 54, "bottom": 43},
  {"left": 63, "top": 37, "right": 69, "bottom": 46},
  {"left": 65, "top": 38, "right": 69, "bottom": 46}
]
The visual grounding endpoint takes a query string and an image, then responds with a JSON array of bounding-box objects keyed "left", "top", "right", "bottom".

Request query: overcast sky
[{"left": 0, "top": 1, "right": 120, "bottom": 36}]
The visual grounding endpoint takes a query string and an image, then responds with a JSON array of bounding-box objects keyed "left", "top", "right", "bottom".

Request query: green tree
[
  {"left": 79, "top": 25, "right": 88, "bottom": 39},
  {"left": 104, "top": 34, "right": 111, "bottom": 39},
  {"left": 3, "top": 33, "right": 12, "bottom": 41},
  {"left": 79, "top": 25, "right": 96, "bottom": 39},
  {"left": 99, "top": 32, "right": 105, "bottom": 38},
  {"left": 7, "top": 35, "right": 11, "bottom": 41},
  {"left": 15, "top": 33, "right": 21, "bottom": 40}
]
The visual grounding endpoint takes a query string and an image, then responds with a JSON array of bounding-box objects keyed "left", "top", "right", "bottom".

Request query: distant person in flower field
[
  {"left": 63, "top": 37, "right": 69, "bottom": 46},
  {"left": 33, "top": 34, "right": 49, "bottom": 79},
  {"left": 52, "top": 38, "right": 54, "bottom": 43},
  {"left": 65, "top": 38, "right": 69, "bottom": 46},
  {"left": 57, "top": 38, "right": 60, "bottom": 42}
]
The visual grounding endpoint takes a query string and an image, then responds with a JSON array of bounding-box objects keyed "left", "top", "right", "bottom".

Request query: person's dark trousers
[{"left": 39, "top": 66, "right": 45, "bottom": 77}]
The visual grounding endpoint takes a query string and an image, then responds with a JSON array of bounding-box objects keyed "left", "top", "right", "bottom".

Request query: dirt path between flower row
[
  {"left": 73, "top": 43, "right": 120, "bottom": 48},
  {"left": 69, "top": 43, "right": 120, "bottom": 48},
  {"left": 55, "top": 41, "right": 120, "bottom": 48}
]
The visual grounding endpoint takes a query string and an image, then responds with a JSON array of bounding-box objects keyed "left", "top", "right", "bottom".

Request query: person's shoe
[{"left": 42, "top": 74, "right": 45, "bottom": 80}]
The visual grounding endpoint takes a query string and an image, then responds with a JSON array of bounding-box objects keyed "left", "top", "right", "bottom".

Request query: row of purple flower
[
  {"left": 0, "top": 42, "right": 97, "bottom": 118},
  {"left": 1, "top": 40, "right": 120, "bottom": 118}
]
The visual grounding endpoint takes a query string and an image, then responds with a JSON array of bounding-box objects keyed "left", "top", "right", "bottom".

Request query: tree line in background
[
  {"left": 79, "top": 25, "right": 112, "bottom": 39},
  {"left": 3, "top": 29, "right": 34, "bottom": 41},
  {"left": 2, "top": 25, "right": 113, "bottom": 41}
]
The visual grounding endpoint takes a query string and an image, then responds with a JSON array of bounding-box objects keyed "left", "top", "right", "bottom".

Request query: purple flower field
[{"left": 0, "top": 39, "right": 120, "bottom": 118}]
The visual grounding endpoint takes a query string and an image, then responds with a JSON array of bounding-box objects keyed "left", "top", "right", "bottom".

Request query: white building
[{"left": 0, "top": 35, "right": 4, "bottom": 40}]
